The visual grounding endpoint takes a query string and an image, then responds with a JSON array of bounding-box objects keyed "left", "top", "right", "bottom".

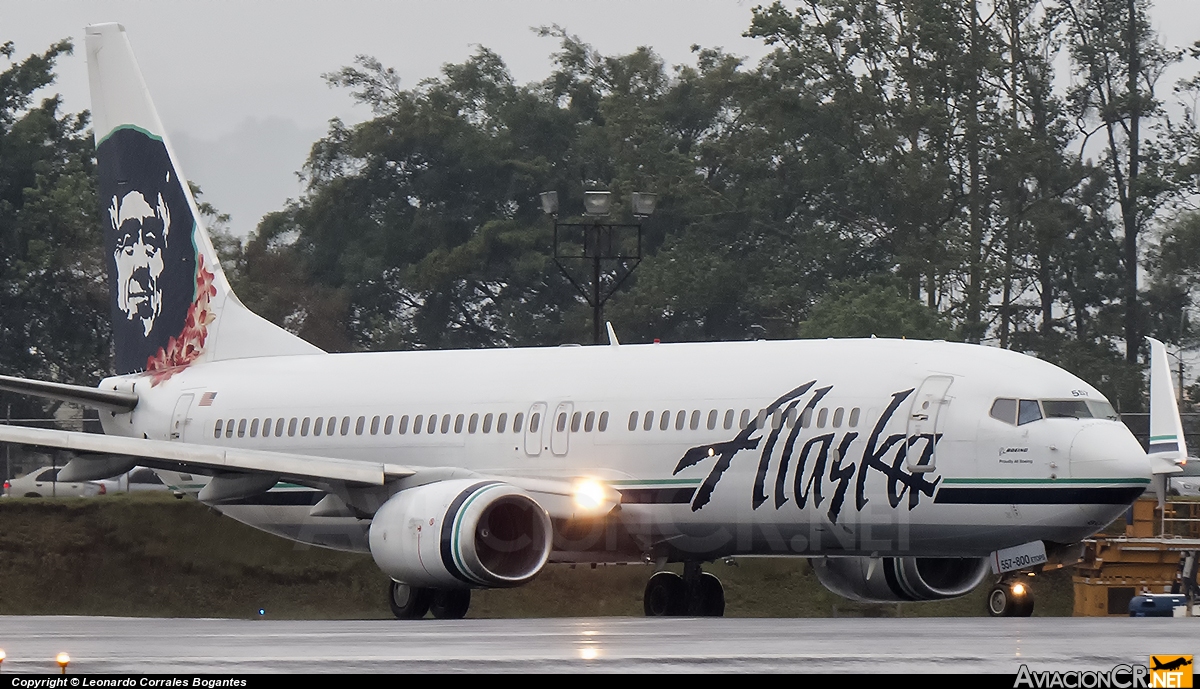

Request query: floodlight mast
[{"left": 545, "top": 191, "right": 654, "bottom": 344}]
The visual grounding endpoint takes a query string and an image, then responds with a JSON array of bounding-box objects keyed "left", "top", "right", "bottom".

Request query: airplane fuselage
[{"left": 99, "top": 338, "right": 1150, "bottom": 562}]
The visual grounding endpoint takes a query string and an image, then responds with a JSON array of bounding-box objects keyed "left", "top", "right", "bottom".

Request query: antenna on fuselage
[{"left": 606, "top": 322, "right": 620, "bottom": 347}]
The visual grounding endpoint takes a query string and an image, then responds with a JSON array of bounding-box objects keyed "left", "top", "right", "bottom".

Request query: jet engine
[
  {"left": 368, "top": 479, "right": 553, "bottom": 589},
  {"left": 812, "top": 556, "right": 989, "bottom": 602}
]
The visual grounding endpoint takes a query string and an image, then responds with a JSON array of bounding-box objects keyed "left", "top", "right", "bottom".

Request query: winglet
[
  {"left": 1147, "top": 337, "right": 1188, "bottom": 467},
  {"left": 606, "top": 321, "right": 620, "bottom": 347}
]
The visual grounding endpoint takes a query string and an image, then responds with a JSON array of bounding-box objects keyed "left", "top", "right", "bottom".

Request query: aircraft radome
[{"left": 0, "top": 23, "right": 1181, "bottom": 619}]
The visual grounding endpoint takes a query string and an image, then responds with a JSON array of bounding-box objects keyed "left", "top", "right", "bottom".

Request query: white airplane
[{"left": 0, "top": 23, "right": 1180, "bottom": 619}]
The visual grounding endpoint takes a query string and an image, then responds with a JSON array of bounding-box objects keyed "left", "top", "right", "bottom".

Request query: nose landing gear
[
  {"left": 987, "top": 577, "right": 1035, "bottom": 617},
  {"left": 643, "top": 562, "right": 725, "bottom": 617}
]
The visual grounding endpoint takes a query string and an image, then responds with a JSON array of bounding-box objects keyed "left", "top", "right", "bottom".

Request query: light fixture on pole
[
  {"left": 544, "top": 190, "right": 653, "bottom": 344},
  {"left": 582, "top": 191, "right": 612, "bottom": 216}
]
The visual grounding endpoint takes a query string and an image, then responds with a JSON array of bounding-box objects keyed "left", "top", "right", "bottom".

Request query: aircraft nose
[{"left": 1069, "top": 422, "right": 1150, "bottom": 480}]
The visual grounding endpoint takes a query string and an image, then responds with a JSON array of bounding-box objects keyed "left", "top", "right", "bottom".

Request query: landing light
[
  {"left": 1011, "top": 583, "right": 1026, "bottom": 597},
  {"left": 573, "top": 479, "right": 607, "bottom": 511}
]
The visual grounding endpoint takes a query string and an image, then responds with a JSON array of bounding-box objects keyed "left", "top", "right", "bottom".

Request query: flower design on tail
[{"left": 145, "top": 254, "right": 217, "bottom": 385}]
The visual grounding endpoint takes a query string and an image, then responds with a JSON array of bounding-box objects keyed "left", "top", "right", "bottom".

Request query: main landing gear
[
  {"left": 987, "top": 576, "right": 1035, "bottom": 617},
  {"left": 643, "top": 562, "right": 725, "bottom": 617},
  {"left": 388, "top": 581, "right": 471, "bottom": 620}
]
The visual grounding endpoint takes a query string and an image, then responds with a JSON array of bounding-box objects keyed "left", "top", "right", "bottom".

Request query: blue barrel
[{"left": 1129, "top": 594, "right": 1187, "bottom": 617}]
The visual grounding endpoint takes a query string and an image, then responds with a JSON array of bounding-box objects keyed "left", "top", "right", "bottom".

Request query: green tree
[{"left": 0, "top": 39, "right": 107, "bottom": 417}]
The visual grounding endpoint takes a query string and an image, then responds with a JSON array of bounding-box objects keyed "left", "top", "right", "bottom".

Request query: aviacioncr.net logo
[{"left": 1014, "top": 664, "right": 1150, "bottom": 688}]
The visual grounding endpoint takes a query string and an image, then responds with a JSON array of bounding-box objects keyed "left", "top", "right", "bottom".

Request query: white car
[
  {"left": 4, "top": 466, "right": 103, "bottom": 498},
  {"left": 96, "top": 466, "right": 171, "bottom": 494},
  {"left": 1169, "top": 476, "right": 1200, "bottom": 498}
]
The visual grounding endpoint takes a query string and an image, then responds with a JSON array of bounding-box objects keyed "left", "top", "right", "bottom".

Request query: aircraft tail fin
[{"left": 85, "top": 23, "right": 322, "bottom": 380}]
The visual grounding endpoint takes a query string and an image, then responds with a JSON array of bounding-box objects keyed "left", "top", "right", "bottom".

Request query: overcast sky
[{"left": 5, "top": 1, "right": 1199, "bottom": 237}]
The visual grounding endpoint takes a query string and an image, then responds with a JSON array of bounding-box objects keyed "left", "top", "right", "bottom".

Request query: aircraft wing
[
  {"left": 0, "top": 423, "right": 414, "bottom": 487},
  {"left": 0, "top": 424, "right": 621, "bottom": 519}
]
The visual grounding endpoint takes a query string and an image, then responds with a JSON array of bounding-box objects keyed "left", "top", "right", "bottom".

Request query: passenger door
[
  {"left": 169, "top": 394, "right": 194, "bottom": 442},
  {"left": 905, "top": 375, "right": 953, "bottom": 473}
]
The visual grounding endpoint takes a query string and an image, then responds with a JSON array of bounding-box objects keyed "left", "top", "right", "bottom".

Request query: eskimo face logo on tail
[
  {"left": 97, "top": 126, "right": 206, "bottom": 379},
  {"left": 109, "top": 188, "right": 170, "bottom": 336}
]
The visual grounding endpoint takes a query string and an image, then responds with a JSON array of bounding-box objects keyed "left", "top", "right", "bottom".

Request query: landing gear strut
[
  {"left": 643, "top": 562, "right": 725, "bottom": 617},
  {"left": 388, "top": 581, "right": 472, "bottom": 620},
  {"left": 987, "top": 577, "right": 1034, "bottom": 617}
]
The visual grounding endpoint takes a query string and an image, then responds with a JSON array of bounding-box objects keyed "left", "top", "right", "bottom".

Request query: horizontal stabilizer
[
  {"left": 0, "top": 374, "right": 138, "bottom": 413},
  {"left": 0, "top": 423, "right": 414, "bottom": 488}
]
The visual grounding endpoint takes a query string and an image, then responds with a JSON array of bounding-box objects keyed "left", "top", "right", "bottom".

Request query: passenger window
[
  {"left": 37, "top": 469, "right": 58, "bottom": 482},
  {"left": 499, "top": 413, "right": 509, "bottom": 433},
  {"left": 340, "top": 416, "right": 350, "bottom": 436},
  {"left": 708, "top": 410, "right": 718, "bottom": 430},
  {"left": 756, "top": 409, "right": 767, "bottom": 430},
  {"left": 584, "top": 411, "right": 595, "bottom": 432},
  {"left": 284, "top": 418, "right": 294, "bottom": 437},
  {"left": 675, "top": 410, "right": 686, "bottom": 430},
  {"left": 214, "top": 420, "right": 223, "bottom": 439},
  {"left": 311, "top": 417, "right": 321, "bottom": 437},
  {"left": 660, "top": 412, "right": 670, "bottom": 431},
  {"left": 326, "top": 417, "right": 337, "bottom": 436},
  {"left": 559, "top": 413, "right": 569, "bottom": 432},
  {"left": 817, "top": 408, "right": 829, "bottom": 428},
  {"left": 785, "top": 408, "right": 797, "bottom": 428},
  {"left": 384, "top": 415, "right": 394, "bottom": 434},
  {"left": 428, "top": 415, "right": 438, "bottom": 434},
  {"left": 849, "top": 408, "right": 860, "bottom": 427},
  {"left": 643, "top": 411, "right": 655, "bottom": 431},
  {"left": 1018, "top": 400, "right": 1042, "bottom": 425},
  {"left": 740, "top": 409, "right": 751, "bottom": 429},
  {"left": 413, "top": 414, "right": 424, "bottom": 434},
  {"left": 513, "top": 413, "right": 523, "bottom": 432},
  {"left": 801, "top": 407, "right": 813, "bottom": 428},
  {"left": 628, "top": 411, "right": 639, "bottom": 431},
  {"left": 598, "top": 411, "right": 609, "bottom": 432},
  {"left": 724, "top": 409, "right": 734, "bottom": 430},
  {"left": 250, "top": 418, "right": 260, "bottom": 438},
  {"left": 440, "top": 415, "right": 451, "bottom": 434},
  {"left": 355, "top": 416, "right": 365, "bottom": 435},
  {"left": 237, "top": 419, "right": 247, "bottom": 438},
  {"left": 530, "top": 413, "right": 540, "bottom": 433},
  {"left": 469, "top": 413, "right": 479, "bottom": 433},
  {"left": 692, "top": 410, "right": 703, "bottom": 430},
  {"left": 833, "top": 408, "right": 844, "bottom": 428},
  {"left": 226, "top": 420, "right": 235, "bottom": 438},
  {"left": 483, "top": 413, "right": 493, "bottom": 433},
  {"left": 371, "top": 416, "right": 381, "bottom": 435},
  {"left": 990, "top": 398, "right": 1017, "bottom": 425},
  {"left": 571, "top": 412, "right": 581, "bottom": 432},
  {"left": 398, "top": 415, "right": 409, "bottom": 434},
  {"left": 301, "top": 418, "right": 311, "bottom": 436},
  {"left": 453, "top": 414, "right": 464, "bottom": 433}
]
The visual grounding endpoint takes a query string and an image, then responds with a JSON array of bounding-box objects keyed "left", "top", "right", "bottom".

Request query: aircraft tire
[
  {"left": 987, "top": 585, "right": 1013, "bottom": 617},
  {"left": 388, "top": 581, "right": 432, "bottom": 620},
  {"left": 429, "top": 589, "right": 471, "bottom": 619},
  {"left": 1014, "top": 588, "right": 1034, "bottom": 617},
  {"left": 644, "top": 571, "right": 686, "bottom": 616},
  {"left": 698, "top": 572, "right": 725, "bottom": 617}
]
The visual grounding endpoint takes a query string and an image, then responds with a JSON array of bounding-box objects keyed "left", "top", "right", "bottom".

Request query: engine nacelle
[
  {"left": 368, "top": 479, "right": 552, "bottom": 589},
  {"left": 812, "top": 556, "right": 989, "bottom": 603}
]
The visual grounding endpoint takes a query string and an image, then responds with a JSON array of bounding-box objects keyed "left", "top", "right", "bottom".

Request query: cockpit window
[
  {"left": 1017, "top": 399, "right": 1042, "bottom": 425},
  {"left": 1041, "top": 399, "right": 1092, "bottom": 419},
  {"left": 989, "top": 398, "right": 1016, "bottom": 425},
  {"left": 1086, "top": 400, "right": 1119, "bottom": 420}
]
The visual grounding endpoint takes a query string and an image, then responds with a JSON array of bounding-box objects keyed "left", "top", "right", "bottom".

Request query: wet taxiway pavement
[{"left": 0, "top": 616, "right": 1192, "bottom": 673}]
